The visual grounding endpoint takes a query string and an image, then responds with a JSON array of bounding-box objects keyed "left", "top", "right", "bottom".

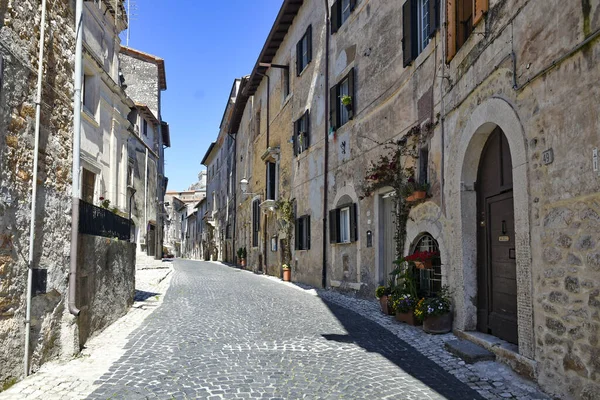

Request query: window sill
[
  {"left": 333, "top": 240, "right": 353, "bottom": 246},
  {"left": 297, "top": 62, "right": 311, "bottom": 78},
  {"left": 81, "top": 108, "right": 99, "bottom": 127}
]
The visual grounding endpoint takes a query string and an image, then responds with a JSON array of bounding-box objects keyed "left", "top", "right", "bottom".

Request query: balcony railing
[{"left": 79, "top": 200, "right": 131, "bottom": 241}]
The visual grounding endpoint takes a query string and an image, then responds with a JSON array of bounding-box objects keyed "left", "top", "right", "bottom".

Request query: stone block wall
[
  {"left": 76, "top": 234, "right": 135, "bottom": 348},
  {"left": 0, "top": 0, "right": 76, "bottom": 385}
]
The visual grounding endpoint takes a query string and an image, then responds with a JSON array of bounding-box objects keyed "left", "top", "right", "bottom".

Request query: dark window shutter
[
  {"left": 306, "top": 216, "right": 311, "bottom": 250},
  {"left": 295, "top": 218, "right": 300, "bottom": 250},
  {"left": 330, "top": 85, "right": 338, "bottom": 130},
  {"left": 307, "top": 25, "right": 313, "bottom": 64},
  {"left": 429, "top": 0, "right": 440, "bottom": 37},
  {"left": 296, "top": 40, "right": 302, "bottom": 76},
  {"left": 350, "top": 203, "right": 358, "bottom": 242},
  {"left": 293, "top": 120, "right": 299, "bottom": 156},
  {"left": 329, "top": 209, "right": 338, "bottom": 243},
  {"left": 402, "top": 0, "right": 417, "bottom": 67},
  {"left": 350, "top": 0, "right": 356, "bottom": 11},
  {"left": 304, "top": 111, "right": 310, "bottom": 148},
  {"left": 331, "top": 1, "right": 339, "bottom": 33},
  {"left": 348, "top": 68, "right": 355, "bottom": 120}
]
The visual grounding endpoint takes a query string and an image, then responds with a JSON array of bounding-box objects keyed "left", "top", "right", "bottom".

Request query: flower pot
[
  {"left": 406, "top": 194, "right": 416, "bottom": 202},
  {"left": 414, "top": 259, "right": 433, "bottom": 270},
  {"left": 395, "top": 310, "right": 419, "bottom": 326},
  {"left": 423, "top": 312, "right": 453, "bottom": 334},
  {"left": 344, "top": 103, "right": 352, "bottom": 112},
  {"left": 240, "top": 259, "right": 246, "bottom": 268},
  {"left": 379, "top": 295, "right": 395, "bottom": 315},
  {"left": 413, "top": 191, "right": 427, "bottom": 200},
  {"left": 283, "top": 269, "right": 291, "bottom": 282}
]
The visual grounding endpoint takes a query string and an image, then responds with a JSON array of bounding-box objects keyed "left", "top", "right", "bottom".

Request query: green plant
[
  {"left": 341, "top": 94, "right": 352, "bottom": 106},
  {"left": 414, "top": 286, "right": 452, "bottom": 321},
  {"left": 237, "top": 247, "right": 247, "bottom": 259},
  {"left": 390, "top": 258, "right": 418, "bottom": 299},
  {"left": 99, "top": 197, "right": 111, "bottom": 209},
  {"left": 375, "top": 286, "right": 387, "bottom": 298},
  {"left": 275, "top": 198, "right": 295, "bottom": 266},
  {"left": 2, "top": 377, "right": 17, "bottom": 391},
  {"left": 390, "top": 291, "right": 417, "bottom": 313},
  {"left": 282, "top": 264, "right": 290, "bottom": 270}
]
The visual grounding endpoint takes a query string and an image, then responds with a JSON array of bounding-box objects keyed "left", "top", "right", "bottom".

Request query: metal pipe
[
  {"left": 322, "top": 0, "right": 330, "bottom": 289},
  {"left": 440, "top": 0, "right": 446, "bottom": 216},
  {"left": 68, "top": 0, "right": 84, "bottom": 318},
  {"left": 24, "top": 0, "right": 48, "bottom": 376},
  {"left": 144, "top": 147, "right": 148, "bottom": 252}
]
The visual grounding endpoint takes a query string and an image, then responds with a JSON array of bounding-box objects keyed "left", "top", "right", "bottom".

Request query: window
[
  {"left": 419, "top": 147, "right": 429, "bottom": 185},
  {"left": 293, "top": 111, "right": 310, "bottom": 156},
  {"left": 282, "top": 67, "right": 290, "bottom": 99},
  {"left": 331, "top": 0, "right": 356, "bottom": 33},
  {"left": 255, "top": 108, "right": 261, "bottom": 138},
  {"left": 127, "top": 163, "right": 134, "bottom": 187},
  {"left": 252, "top": 199, "right": 260, "bottom": 247},
  {"left": 81, "top": 168, "right": 95, "bottom": 203},
  {"left": 329, "top": 203, "right": 358, "bottom": 244},
  {"left": 296, "top": 25, "right": 312, "bottom": 75},
  {"left": 82, "top": 74, "right": 96, "bottom": 114},
  {"left": 412, "top": 234, "right": 442, "bottom": 297},
  {"left": 329, "top": 68, "right": 355, "bottom": 130},
  {"left": 143, "top": 119, "right": 148, "bottom": 136},
  {"left": 446, "top": 0, "right": 487, "bottom": 62},
  {"left": 402, "top": 0, "right": 440, "bottom": 67},
  {"left": 295, "top": 215, "right": 311, "bottom": 250},
  {"left": 266, "top": 162, "right": 277, "bottom": 200}
]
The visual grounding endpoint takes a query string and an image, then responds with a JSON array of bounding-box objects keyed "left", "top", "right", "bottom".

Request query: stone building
[
  {"left": 202, "top": 79, "right": 241, "bottom": 264},
  {"left": 119, "top": 46, "right": 170, "bottom": 259},
  {"left": 225, "top": 0, "right": 600, "bottom": 398}
]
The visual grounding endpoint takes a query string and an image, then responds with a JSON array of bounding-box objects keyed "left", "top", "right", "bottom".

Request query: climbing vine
[{"left": 275, "top": 197, "right": 295, "bottom": 266}]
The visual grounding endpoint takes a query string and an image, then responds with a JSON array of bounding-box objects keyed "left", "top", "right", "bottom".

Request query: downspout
[
  {"left": 144, "top": 147, "right": 148, "bottom": 252},
  {"left": 322, "top": 0, "right": 330, "bottom": 289},
  {"left": 68, "top": 0, "right": 84, "bottom": 318},
  {"left": 155, "top": 124, "right": 162, "bottom": 260},
  {"left": 256, "top": 71, "right": 270, "bottom": 272},
  {"left": 24, "top": 0, "right": 49, "bottom": 376},
  {"left": 440, "top": 0, "right": 446, "bottom": 216}
]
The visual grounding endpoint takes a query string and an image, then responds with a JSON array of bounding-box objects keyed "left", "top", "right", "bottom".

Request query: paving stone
[{"left": 445, "top": 339, "right": 496, "bottom": 364}]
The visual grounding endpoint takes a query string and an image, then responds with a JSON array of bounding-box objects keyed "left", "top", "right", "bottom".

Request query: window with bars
[{"left": 412, "top": 234, "right": 442, "bottom": 297}]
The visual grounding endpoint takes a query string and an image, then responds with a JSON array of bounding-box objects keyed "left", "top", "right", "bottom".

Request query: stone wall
[
  {"left": 119, "top": 53, "right": 160, "bottom": 119},
  {"left": 76, "top": 234, "right": 135, "bottom": 348},
  {"left": 0, "top": 0, "right": 77, "bottom": 385}
]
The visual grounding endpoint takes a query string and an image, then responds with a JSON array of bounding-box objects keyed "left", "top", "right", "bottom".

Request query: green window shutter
[
  {"left": 329, "top": 209, "right": 338, "bottom": 243},
  {"left": 329, "top": 85, "right": 338, "bottom": 130},
  {"left": 307, "top": 25, "right": 313, "bottom": 64},
  {"left": 402, "top": 0, "right": 417, "bottom": 67},
  {"left": 293, "top": 119, "right": 299, "bottom": 156},
  {"left": 305, "top": 111, "right": 310, "bottom": 148},
  {"left": 350, "top": 0, "right": 356, "bottom": 11},
  {"left": 350, "top": 203, "right": 358, "bottom": 242},
  {"left": 295, "top": 218, "right": 301, "bottom": 250},
  {"left": 348, "top": 68, "right": 355, "bottom": 120},
  {"left": 296, "top": 39, "right": 302, "bottom": 76},
  {"left": 429, "top": 0, "right": 440, "bottom": 37},
  {"left": 331, "top": 1, "right": 340, "bottom": 33},
  {"left": 306, "top": 216, "right": 311, "bottom": 250}
]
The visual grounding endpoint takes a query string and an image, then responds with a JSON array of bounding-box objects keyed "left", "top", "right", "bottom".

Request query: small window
[
  {"left": 282, "top": 67, "right": 290, "bottom": 99},
  {"left": 446, "top": 0, "right": 486, "bottom": 62},
  {"left": 329, "top": 203, "right": 358, "bottom": 244},
  {"left": 266, "top": 162, "right": 277, "bottom": 200},
  {"left": 419, "top": 146, "right": 429, "bottom": 185},
  {"left": 81, "top": 168, "right": 95, "bottom": 203},
  {"left": 331, "top": 0, "right": 356, "bottom": 33},
  {"left": 295, "top": 215, "right": 311, "bottom": 250},
  {"left": 293, "top": 111, "right": 310, "bottom": 156},
  {"left": 83, "top": 74, "right": 95, "bottom": 114},
  {"left": 255, "top": 108, "right": 261, "bottom": 138},
  {"left": 402, "top": 0, "right": 440, "bottom": 67},
  {"left": 296, "top": 25, "right": 312, "bottom": 75},
  {"left": 329, "top": 68, "right": 355, "bottom": 130},
  {"left": 252, "top": 199, "right": 260, "bottom": 247}
]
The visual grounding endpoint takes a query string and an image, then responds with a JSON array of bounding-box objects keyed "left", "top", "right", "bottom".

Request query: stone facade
[{"left": 222, "top": 0, "right": 600, "bottom": 398}]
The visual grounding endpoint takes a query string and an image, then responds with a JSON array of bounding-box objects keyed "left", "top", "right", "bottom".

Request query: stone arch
[
  {"left": 449, "top": 97, "right": 534, "bottom": 358},
  {"left": 332, "top": 184, "right": 359, "bottom": 207}
]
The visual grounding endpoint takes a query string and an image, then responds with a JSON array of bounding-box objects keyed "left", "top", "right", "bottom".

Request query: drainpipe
[
  {"left": 322, "top": 0, "right": 330, "bottom": 289},
  {"left": 440, "top": 0, "right": 446, "bottom": 216},
  {"left": 144, "top": 147, "right": 148, "bottom": 253},
  {"left": 68, "top": 0, "right": 84, "bottom": 318},
  {"left": 24, "top": 0, "right": 48, "bottom": 376},
  {"left": 256, "top": 70, "right": 270, "bottom": 272}
]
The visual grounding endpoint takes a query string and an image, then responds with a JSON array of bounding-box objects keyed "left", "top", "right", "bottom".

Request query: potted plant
[
  {"left": 404, "top": 250, "right": 439, "bottom": 270},
  {"left": 341, "top": 95, "right": 352, "bottom": 111},
  {"left": 391, "top": 291, "right": 418, "bottom": 325},
  {"left": 415, "top": 286, "right": 453, "bottom": 334},
  {"left": 412, "top": 181, "right": 429, "bottom": 200},
  {"left": 282, "top": 264, "right": 291, "bottom": 281},
  {"left": 375, "top": 285, "right": 394, "bottom": 315},
  {"left": 237, "top": 247, "right": 247, "bottom": 268}
]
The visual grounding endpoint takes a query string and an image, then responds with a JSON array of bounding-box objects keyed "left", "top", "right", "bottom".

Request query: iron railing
[{"left": 79, "top": 200, "right": 131, "bottom": 241}]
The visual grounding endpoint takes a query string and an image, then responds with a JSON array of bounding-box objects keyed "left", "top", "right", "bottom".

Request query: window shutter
[
  {"left": 293, "top": 120, "right": 299, "bottom": 156},
  {"left": 348, "top": 68, "right": 355, "bottom": 120},
  {"left": 330, "top": 85, "right": 338, "bottom": 130},
  {"left": 296, "top": 40, "right": 302, "bottom": 76},
  {"left": 446, "top": 0, "right": 457, "bottom": 62},
  {"left": 306, "top": 216, "right": 311, "bottom": 250},
  {"left": 429, "top": 0, "right": 440, "bottom": 37},
  {"left": 350, "top": 203, "right": 358, "bottom": 242},
  {"left": 329, "top": 209, "right": 338, "bottom": 243},
  {"left": 473, "top": 0, "right": 488, "bottom": 25},
  {"left": 402, "top": 0, "right": 417, "bottom": 67},
  {"left": 350, "top": 0, "right": 356, "bottom": 11},
  {"left": 331, "top": 1, "right": 339, "bottom": 33},
  {"left": 304, "top": 111, "right": 310, "bottom": 148},
  {"left": 307, "top": 25, "right": 313, "bottom": 64},
  {"left": 295, "top": 218, "right": 300, "bottom": 250}
]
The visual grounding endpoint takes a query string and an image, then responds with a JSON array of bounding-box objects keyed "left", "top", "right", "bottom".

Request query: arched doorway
[{"left": 476, "top": 127, "right": 518, "bottom": 344}]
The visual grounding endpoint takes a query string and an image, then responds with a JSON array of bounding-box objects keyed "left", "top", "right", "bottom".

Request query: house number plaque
[
  {"left": 499, "top": 236, "right": 510, "bottom": 242},
  {"left": 542, "top": 148, "right": 554, "bottom": 165}
]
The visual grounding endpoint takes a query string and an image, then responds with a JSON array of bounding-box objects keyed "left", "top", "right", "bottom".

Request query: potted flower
[
  {"left": 375, "top": 285, "right": 394, "bottom": 315},
  {"left": 391, "top": 291, "right": 418, "bottom": 325},
  {"left": 341, "top": 95, "right": 352, "bottom": 111},
  {"left": 237, "top": 247, "right": 247, "bottom": 268},
  {"left": 412, "top": 181, "right": 429, "bottom": 200},
  {"left": 282, "top": 264, "right": 291, "bottom": 281},
  {"left": 404, "top": 250, "right": 439, "bottom": 270},
  {"left": 415, "top": 286, "right": 453, "bottom": 334}
]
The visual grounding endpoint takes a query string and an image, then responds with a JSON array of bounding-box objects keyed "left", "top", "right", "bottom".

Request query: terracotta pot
[
  {"left": 414, "top": 259, "right": 433, "bottom": 269},
  {"left": 240, "top": 259, "right": 246, "bottom": 268},
  {"left": 379, "top": 295, "right": 395, "bottom": 315},
  {"left": 283, "top": 269, "right": 291, "bottom": 282},
  {"left": 406, "top": 194, "right": 415, "bottom": 202},
  {"left": 423, "top": 312, "right": 453, "bottom": 334},
  {"left": 413, "top": 191, "right": 427, "bottom": 200},
  {"left": 395, "top": 310, "right": 419, "bottom": 326}
]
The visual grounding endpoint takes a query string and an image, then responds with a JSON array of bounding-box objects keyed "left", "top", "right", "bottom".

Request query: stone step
[{"left": 444, "top": 339, "right": 496, "bottom": 364}]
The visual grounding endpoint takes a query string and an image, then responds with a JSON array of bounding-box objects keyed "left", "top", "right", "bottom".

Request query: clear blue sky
[{"left": 124, "top": 0, "right": 282, "bottom": 191}]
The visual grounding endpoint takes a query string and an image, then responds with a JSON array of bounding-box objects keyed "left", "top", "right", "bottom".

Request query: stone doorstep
[
  {"left": 454, "top": 330, "right": 537, "bottom": 380},
  {"left": 444, "top": 339, "right": 496, "bottom": 364}
]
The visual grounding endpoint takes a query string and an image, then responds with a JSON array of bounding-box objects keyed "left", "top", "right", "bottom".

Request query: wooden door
[
  {"left": 476, "top": 128, "right": 518, "bottom": 344},
  {"left": 381, "top": 194, "right": 396, "bottom": 285}
]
